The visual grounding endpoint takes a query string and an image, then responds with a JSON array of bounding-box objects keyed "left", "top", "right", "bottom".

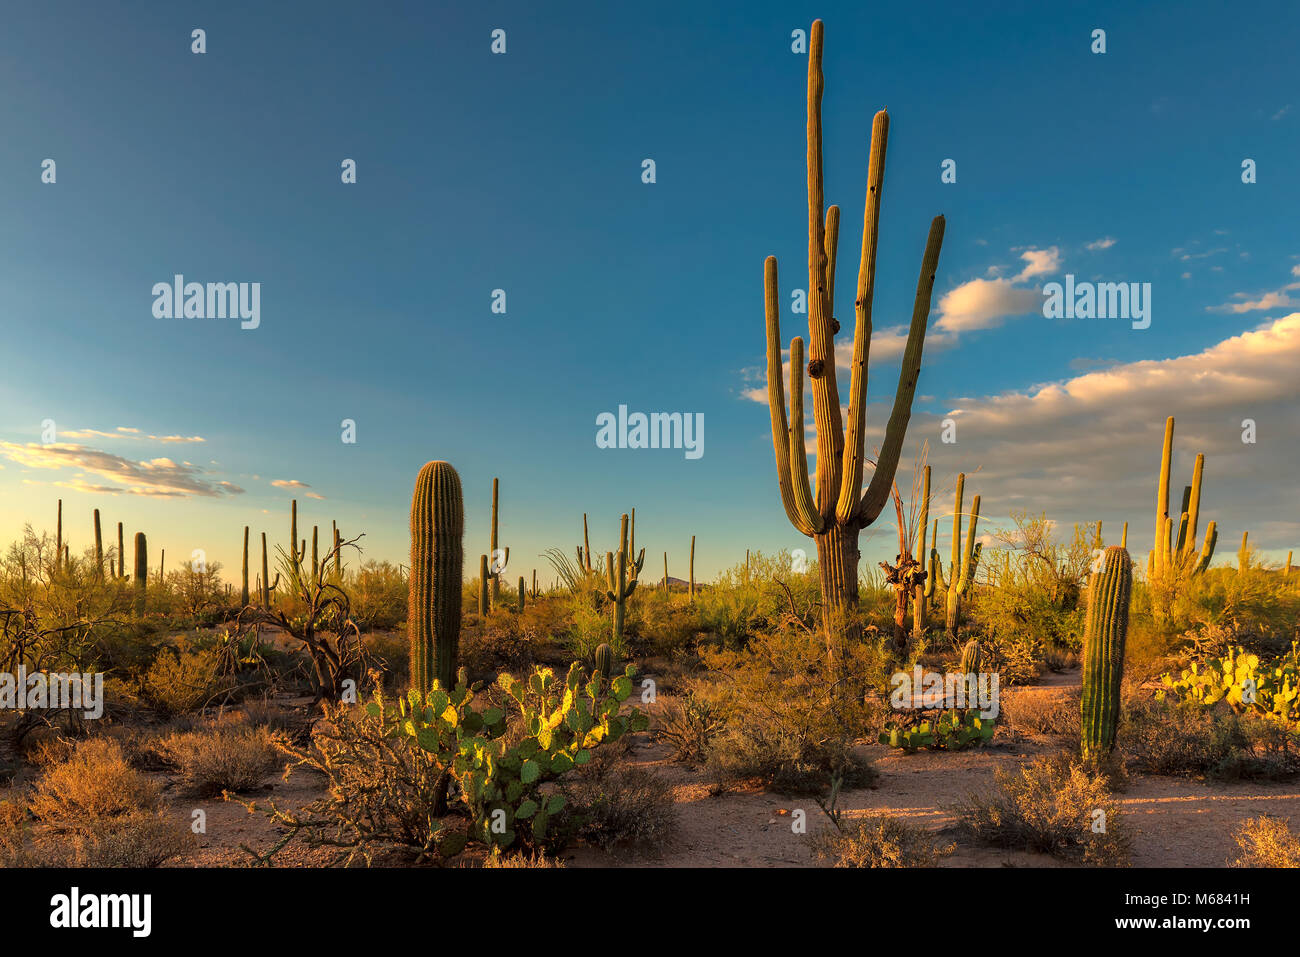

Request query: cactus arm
[
  {"left": 803, "top": 20, "right": 846, "bottom": 519},
  {"left": 1181, "top": 454, "right": 1204, "bottom": 564},
  {"left": 1155, "top": 416, "right": 1174, "bottom": 571},
  {"left": 1196, "top": 522, "right": 1217, "bottom": 573},
  {"left": 786, "top": 338, "right": 825, "bottom": 534},
  {"left": 765, "top": 257, "right": 821, "bottom": 537},
  {"left": 949, "top": 472, "right": 966, "bottom": 581},
  {"left": 605, "top": 551, "right": 617, "bottom": 599},
  {"left": 855, "top": 215, "right": 946, "bottom": 527},
  {"left": 956, "top": 494, "right": 981, "bottom": 595},
  {"left": 835, "top": 109, "right": 888, "bottom": 525},
  {"left": 916, "top": 465, "right": 930, "bottom": 561}
]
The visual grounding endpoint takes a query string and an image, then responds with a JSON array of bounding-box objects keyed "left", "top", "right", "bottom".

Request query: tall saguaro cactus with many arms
[
  {"left": 930, "top": 473, "right": 981, "bottom": 639},
  {"left": 409, "top": 461, "right": 464, "bottom": 695},
  {"left": 1081, "top": 546, "right": 1132, "bottom": 761},
  {"left": 764, "top": 20, "right": 945, "bottom": 649}
]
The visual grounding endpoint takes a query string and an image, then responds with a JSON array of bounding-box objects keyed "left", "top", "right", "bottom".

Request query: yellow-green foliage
[{"left": 1158, "top": 641, "right": 1300, "bottom": 732}]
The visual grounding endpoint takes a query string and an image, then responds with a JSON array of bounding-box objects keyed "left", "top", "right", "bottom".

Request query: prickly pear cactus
[
  {"left": 408, "top": 461, "right": 464, "bottom": 696},
  {"left": 1081, "top": 545, "right": 1132, "bottom": 760}
]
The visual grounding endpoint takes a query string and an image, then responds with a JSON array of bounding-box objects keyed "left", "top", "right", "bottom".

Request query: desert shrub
[
  {"left": 978, "top": 631, "right": 1043, "bottom": 685},
  {"left": 700, "top": 626, "right": 882, "bottom": 794},
  {"left": 564, "top": 601, "right": 615, "bottom": 660},
  {"left": 363, "top": 629, "right": 411, "bottom": 689},
  {"left": 1184, "top": 568, "right": 1300, "bottom": 649},
  {"left": 1228, "top": 815, "right": 1300, "bottom": 867},
  {"left": 1042, "top": 646, "right": 1078, "bottom": 673},
  {"left": 559, "top": 750, "right": 676, "bottom": 850},
  {"left": 66, "top": 812, "right": 194, "bottom": 867},
  {"left": 481, "top": 848, "right": 565, "bottom": 868},
  {"left": 1002, "top": 687, "right": 1080, "bottom": 737},
  {"left": 29, "top": 738, "right": 161, "bottom": 829},
  {"left": 152, "top": 724, "right": 285, "bottom": 796},
  {"left": 656, "top": 688, "right": 723, "bottom": 765},
  {"left": 813, "top": 814, "right": 952, "bottom": 867},
  {"left": 1124, "top": 699, "right": 1300, "bottom": 780},
  {"left": 349, "top": 560, "right": 408, "bottom": 630},
  {"left": 232, "top": 699, "right": 447, "bottom": 865},
  {"left": 234, "top": 661, "right": 648, "bottom": 865},
  {"left": 237, "top": 696, "right": 303, "bottom": 736},
  {"left": 139, "top": 641, "right": 226, "bottom": 715},
  {"left": 460, "top": 610, "right": 538, "bottom": 678},
  {"left": 631, "top": 597, "right": 702, "bottom": 659},
  {"left": 0, "top": 805, "right": 190, "bottom": 868},
  {"left": 958, "top": 754, "right": 1130, "bottom": 866}
]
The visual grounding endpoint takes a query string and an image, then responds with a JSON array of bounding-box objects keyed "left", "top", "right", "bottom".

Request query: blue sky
[{"left": 2, "top": 0, "right": 1298, "bottom": 582}]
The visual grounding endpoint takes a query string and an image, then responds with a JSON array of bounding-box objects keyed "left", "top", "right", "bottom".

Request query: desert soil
[{"left": 170, "top": 668, "right": 1299, "bottom": 868}]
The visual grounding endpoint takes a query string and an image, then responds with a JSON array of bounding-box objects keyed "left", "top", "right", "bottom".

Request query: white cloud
[
  {"left": 1085, "top": 237, "right": 1117, "bottom": 251},
  {"left": 0, "top": 443, "right": 243, "bottom": 498},
  {"left": 1013, "top": 246, "right": 1062, "bottom": 282},
  {"left": 935, "top": 278, "right": 1042, "bottom": 333}
]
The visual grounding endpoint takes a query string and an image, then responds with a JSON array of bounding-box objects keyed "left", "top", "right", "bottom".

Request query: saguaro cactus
[
  {"left": 478, "top": 555, "right": 489, "bottom": 616},
  {"left": 1081, "top": 546, "right": 1132, "bottom": 761},
  {"left": 1238, "top": 531, "right": 1250, "bottom": 574},
  {"left": 487, "top": 477, "right": 510, "bottom": 602},
  {"left": 931, "top": 473, "right": 981, "bottom": 639},
  {"left": 912, "top": 467, "right": 931, "bottom": 643},
  {"left": 577, "top": 513, "right": 594, "bottom": 572},
  {"left": 241, "top": 527, "right": 250, "bottom": 606},
  {"left": 1150, "top": 416, "right": 1217, "bottom": 581},
  {"left": 408, "top": 461, "right": 464, "bottom": 695},
  {"left": 605, "top": 513, "right": 642, "bottom": 646},
  {"left": 55, "top": 499, "right": 63, "bottom": 572},
  {"left": 93, "top": 509, "right": 104, "bottom": 581},
  {"left": 764, "top": 20, "right": 945, "bottom": 649},
  {"left": 117, "top": 523, "right": 124, "bottom": 579},
  {"left": 517, "top": 575, "right": 526, "bottom": 611},
  {"left": 663, "top": 551, "right": 669, "bottom": 595},
  {"left": 261, "top": 532, "right": 271, "bottom": 606},
  {"left": 133, "top": 532, "right": 148, "bottom": 616},
  {"left": 689, "top": 535, "right": 696, "bottom": 602}
]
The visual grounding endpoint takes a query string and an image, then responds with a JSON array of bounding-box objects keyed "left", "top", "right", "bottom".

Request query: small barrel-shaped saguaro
[
  {"left": 408, "top": 461, "right": 464, "bottom": 696},
  {"left": 595, "top": 643, "right": 613, "bottom": 682},
  {"left": 1081, "top": 546, "right": 1132, "bottom": 761},
  {"left": 959, "top": 638, "right": 982, "bottom": 677},
  {"left": 478, "top": 555, "right": 489, "bottom": 616},
  {"left": 133, "top": 532, "right": 148, "bottom": 616}
]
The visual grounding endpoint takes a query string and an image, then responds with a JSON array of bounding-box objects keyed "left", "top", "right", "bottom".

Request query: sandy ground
[{"left": 161, "top": 668, "right": 1300, "bottom": 868}]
